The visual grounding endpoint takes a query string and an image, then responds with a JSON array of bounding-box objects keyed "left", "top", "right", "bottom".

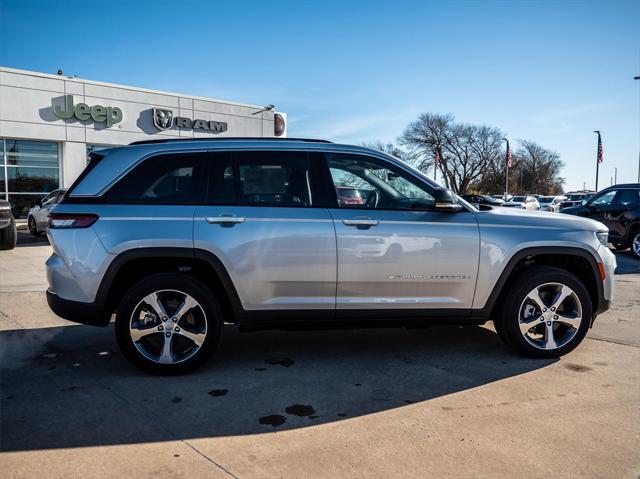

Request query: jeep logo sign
[
  {"left": 152, "top": 108, "right": 227, "bottom": 133},
  {"left": 53, "top": 95, "right": 123, "bottom": 127}
]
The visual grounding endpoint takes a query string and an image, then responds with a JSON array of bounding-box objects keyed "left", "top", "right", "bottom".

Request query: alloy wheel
[
  {"left": 518, "top": 282, "right": 583, "bottom": 350},
  {"left": 129, "top": 289, "right": 207, "bottom": 364},
  {"left": 633, "top": 233, "right": 640, "bottom": 257}
]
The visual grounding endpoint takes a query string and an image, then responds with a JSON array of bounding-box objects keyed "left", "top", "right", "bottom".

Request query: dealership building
[{"left": 0, "top": 66, "right": 286, "bottom": 217}]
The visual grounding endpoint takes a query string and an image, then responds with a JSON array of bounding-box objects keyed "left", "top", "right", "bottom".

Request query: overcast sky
[{"left": 1, "top": 0, "right": 638, "bottom": 191}]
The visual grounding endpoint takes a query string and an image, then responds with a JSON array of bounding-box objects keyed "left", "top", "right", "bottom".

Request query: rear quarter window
[{"left": 104, "top": 152, "right": 208, "bottom": 204}]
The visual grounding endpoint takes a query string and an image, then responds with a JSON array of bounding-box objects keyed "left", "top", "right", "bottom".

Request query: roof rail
[{"left": 129, "top": 137, "right": 332, "bottom": 146}]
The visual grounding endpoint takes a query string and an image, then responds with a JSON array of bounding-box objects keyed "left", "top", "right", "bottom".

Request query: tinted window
[
  {"left": 106, "top": 152, "right": 207, "bottom": 204},
  {"left": 614, "top": 189, "right": 639, "bottom": 208},
  {"left": 590, "top": 190, "right": 616, "bottom": 207},
  {"left": 235, "top": 151, "right": 312, "bottom": 207},
  {"left": 327, "top": 154, "right": 435, "bottom": 210},
  {"left": 206, "top": 152, "right": 235, "bottom": 204}
]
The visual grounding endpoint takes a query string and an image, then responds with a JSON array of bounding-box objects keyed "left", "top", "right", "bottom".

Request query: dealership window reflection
[{"left": 1, "top": 139, "right": 60, "bottom": 218}]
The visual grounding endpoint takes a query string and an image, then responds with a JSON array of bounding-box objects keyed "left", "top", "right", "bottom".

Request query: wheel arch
[
  {"left": 480, "top": 246, "right": 605, "bottom": 321},
  {"left": 96, "top": 247, "right": 243, "bottom": 323}
]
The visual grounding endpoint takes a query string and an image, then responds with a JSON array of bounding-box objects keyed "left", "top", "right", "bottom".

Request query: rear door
[
  {"left": 194, "top": 150, "right": 337, "bottom": 312},
  {"left": 324, "top": 152, "right": 480, "bottom": 314}
]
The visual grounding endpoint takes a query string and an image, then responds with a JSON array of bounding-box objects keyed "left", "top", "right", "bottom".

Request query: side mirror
[{"left": 433, "top": 188, "right": 463, "bottom": 212}]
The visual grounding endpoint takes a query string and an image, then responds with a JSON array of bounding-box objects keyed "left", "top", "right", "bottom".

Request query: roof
[
  {"left": 129, "top": 137, "right": 332, "bottom": 146},
  {"left": 0, "top": 66, "right": 268, "bottom": 110}
]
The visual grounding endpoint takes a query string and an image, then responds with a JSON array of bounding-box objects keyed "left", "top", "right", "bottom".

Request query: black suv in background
[
  {"left": 561, "top": 183, "right": 640, "bottom": 259},
  {"left": 0, "top": 199, "right": 17, "bottom": 250},
  {"left": 461, "top": 194, "right": 504, "bottom": 207}
]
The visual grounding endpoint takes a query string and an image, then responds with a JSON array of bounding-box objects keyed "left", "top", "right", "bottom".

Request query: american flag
[
  {"left": 596, "top": 131, "right": 604, "bottom": 164},
  {"left": 505, "top": 139, "right": 512, "bottom": 168}
]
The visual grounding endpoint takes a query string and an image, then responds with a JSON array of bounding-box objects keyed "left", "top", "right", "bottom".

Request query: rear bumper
[{"left": 46, "top": 290, "right": 111, "bottom": 327}]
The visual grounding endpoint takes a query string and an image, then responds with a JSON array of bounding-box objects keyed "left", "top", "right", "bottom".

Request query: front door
[
  {"left": 324, "top": 153, "right": 480, "bottom": 314},
  {"left": 194, "top": 150, "right": 336, "bottom": 312}
]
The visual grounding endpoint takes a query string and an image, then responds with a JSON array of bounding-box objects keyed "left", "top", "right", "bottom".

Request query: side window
[
  {"left": 105, "top": 152, "right": 207, "bottom": 204},
  {"left": 41, "top": 191, "right": 57, "bottom": 206},
  {"left": 613, "top": 189, "right": 639, "bottom": 209},
  {"left": 589, "top": 190, "right": 617, "bottom": 208},
  {"left": 327, "top": 154, "right": 435, "bottom": 210},
  {"left": 235, "top": 151, "right": 312, "bottom": 207},
  {"left": 206, "top": 152, "right": 235, "bottom": 204}
]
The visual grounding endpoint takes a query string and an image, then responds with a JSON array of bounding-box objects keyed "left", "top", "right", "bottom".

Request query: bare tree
[
  {"left": 399, "top": 113, "right": 503, "bottom": 194},
  {"left": 475, "top": 140, "right": 565, "bottom": 194},
  {"left": 361, "top": 140, "right": 411, "bottom": 162}
]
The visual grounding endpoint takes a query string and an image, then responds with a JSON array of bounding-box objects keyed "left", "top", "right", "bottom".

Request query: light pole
[{"left": 635, "top": 76, "right": 640, "bottom": 183}]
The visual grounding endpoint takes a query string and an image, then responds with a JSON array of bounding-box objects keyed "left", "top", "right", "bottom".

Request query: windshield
[
  {"left": 566, "top": 194, "right": 583, "bottom": 201},
  {"left": 510, "top": 196, "right": 525, "bottom": 202},
  {"left": 538, "top": 197, "right": 553, "bottom": 204}
]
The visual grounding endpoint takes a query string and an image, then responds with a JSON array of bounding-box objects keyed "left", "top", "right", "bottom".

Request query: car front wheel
[
  {"left": 632, "top": 231, "right": 640, "bottom": 260},
  {"left": 0, "top": 216, "right": 17, "bottom": 250},
  {"left": 115, "top": 273, "right": 223, "bottom": 374},
  {"left": 495, "top": 266, "right": 592, "bottom": 358}
]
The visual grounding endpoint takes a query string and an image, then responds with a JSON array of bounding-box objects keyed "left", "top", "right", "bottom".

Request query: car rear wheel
[
  {"left": 495, "top": 266, "right": 592, "bottom": 358},
  {"left": 115, "top": 273, "right": 222, "bottom": 374}
]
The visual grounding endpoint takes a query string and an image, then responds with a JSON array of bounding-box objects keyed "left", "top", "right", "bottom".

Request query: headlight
[
  {"left": 596, "top": 232, "right": 609, "bottom": 246},
  {"left": 0, "top": 205, "right": 11, "bottom": 211}
]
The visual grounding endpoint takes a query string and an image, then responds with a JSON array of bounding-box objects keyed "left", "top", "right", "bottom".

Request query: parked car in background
[
  {"left": 0, "top": 199, "right": 17, "bottom": 250},
  {"left": 501, "top": 195, "right": 540, "bottom": 210},
  {"left": 492, "top": 194, "right": 512, "bottom": 202},
  {"left": 538, "top": 195, "right": 564, "bottom": 213},
  {"left": 560, "top": 192, "right": 594, "bottom": 210},
  {"left": 336, "top": 186, "right": 364, "bottom": 206},
  {"left": 561, "top": 183, "right": 640, "bottom": 259},
  {"left": 28, "top": 189, "right": 67, "bottom": 236},
  {"left": 45, "top": 138, "right": 615, "bottom": 374},
  {"left": 462, "top": 194, "right": 504, "bottom": 207}
]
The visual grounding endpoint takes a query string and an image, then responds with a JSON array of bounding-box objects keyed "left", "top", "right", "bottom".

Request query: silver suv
[{"left": 46, "top": 138, "right": 616, "bottom": 374}]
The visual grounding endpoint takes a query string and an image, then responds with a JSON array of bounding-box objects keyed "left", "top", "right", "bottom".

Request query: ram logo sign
[{"left": 151, "top": 108, "right": 227, "bottom": 133}]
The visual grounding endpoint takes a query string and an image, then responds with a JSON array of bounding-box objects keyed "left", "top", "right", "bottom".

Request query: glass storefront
[{"left": 1, "top": 139, "right": 60, "bottom": 218}]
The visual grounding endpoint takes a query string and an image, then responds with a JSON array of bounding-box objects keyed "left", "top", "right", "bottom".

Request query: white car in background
[
  {"left": 501, "top": 195, "right": 540, "bottom": 211},
  {"left": 27, "top": 189, "right": 67, "bottom": 236},
  {"left": 538, "top": 195, "right": 564, "bottom": 213}
]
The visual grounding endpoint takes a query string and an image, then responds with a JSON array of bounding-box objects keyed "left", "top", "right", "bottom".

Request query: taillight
[
  {"left": 274, "top": 113, "right": 285, "bottom": 136},
  {"left": 49, "top": 213, "right": 99, "bottom": 229}
]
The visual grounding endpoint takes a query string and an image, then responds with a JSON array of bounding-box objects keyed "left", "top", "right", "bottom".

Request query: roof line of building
[{"left": 0, "top": 66, "right": 268, "bottom": 110}]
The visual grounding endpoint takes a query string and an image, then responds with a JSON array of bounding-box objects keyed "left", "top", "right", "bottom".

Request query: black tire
[
  {"left": 495, "top": 266, "right": 592, "bottom": 359},
  {"left": 115, "top": 273, "right": 223, "bottom": 375},
  {"left": 28, "top": 216, "right": 40, "bottom": 237},
  {"left": 631, "top": 230, "right": 640, "bottom": 260},
  {"left": 0, "top": 216, "right": 17, "bottom": 250}
]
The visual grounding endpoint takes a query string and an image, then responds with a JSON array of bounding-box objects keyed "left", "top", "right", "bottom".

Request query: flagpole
[
  {"left": 503, "top": 138, "right": 509, "bottom": 198},
  {"left": 594, "top": 130, "right": 600, "bottom": 191}
]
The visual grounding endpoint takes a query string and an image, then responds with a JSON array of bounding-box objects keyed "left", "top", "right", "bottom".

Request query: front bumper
[{"left": 46, "top": 290, "right": 111, "bottom": 327}]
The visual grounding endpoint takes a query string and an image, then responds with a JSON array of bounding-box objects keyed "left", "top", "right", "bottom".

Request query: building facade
[{"left": 0, "top": 67, "right": 285, "bottom": 217}]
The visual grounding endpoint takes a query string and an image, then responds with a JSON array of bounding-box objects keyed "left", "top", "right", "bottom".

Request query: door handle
[
  {"left": 342, "top": 219, "right": 379, "bottom": 227},
  {"left": 206, "top": 216, "right": 245, "bottom": 225}
]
